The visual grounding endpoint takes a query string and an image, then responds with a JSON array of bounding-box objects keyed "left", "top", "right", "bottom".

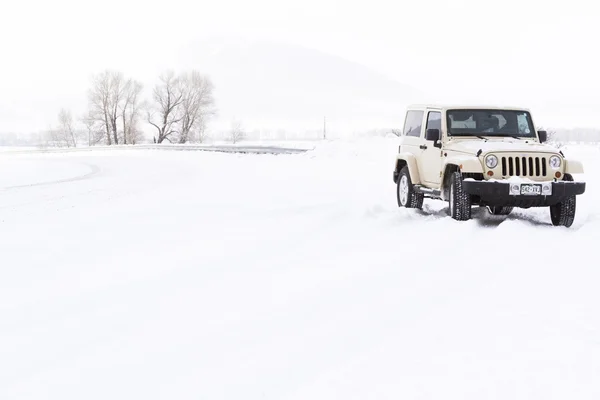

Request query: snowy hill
[{"left": 174, "top": 39, "right": 424, "bottom": 135}]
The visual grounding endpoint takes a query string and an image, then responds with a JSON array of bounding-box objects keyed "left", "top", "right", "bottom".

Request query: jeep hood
[{"left": 445, "top": 137, "right": 559, "bottom": 156}]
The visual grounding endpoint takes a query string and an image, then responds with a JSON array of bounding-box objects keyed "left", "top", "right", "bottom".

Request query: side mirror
[
  {"left": 538, "top": 130, "right": 547, "bottom": 143},
  {"left": 426, "top": 128, "right": 441, "bottom": 147},
  {"left": 426, "top": 128, "right": 440, "bottom": 141}
]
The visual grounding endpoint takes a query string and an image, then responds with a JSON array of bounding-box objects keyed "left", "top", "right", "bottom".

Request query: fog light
[
  {"left": 543, "top": 184, "right": 552, "bottom": 194},
  {"left": 510, "top": 184, "right": 520, "bottom": 195}
]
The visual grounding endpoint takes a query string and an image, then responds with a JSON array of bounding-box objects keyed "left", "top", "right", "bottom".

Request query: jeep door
[
  {"left": 418, "top": 110, "right": 443, "bottom": 187},
  {"left": 400, "top": 109, "right": 425, "bottom": 158}
]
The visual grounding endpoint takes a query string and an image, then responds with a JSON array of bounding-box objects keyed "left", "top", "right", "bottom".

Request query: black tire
[
  {"left": 396, "top": 166, "right": 424, "bottom": 209},
  {"left": 448, "top": 171, "right": 472, "bottom": 221},
  {"left": 488, "top": 206, "right": 513, "bottom": 215},
  {"left": 550, "top": 174, "right": 576, "bottom": 227}
]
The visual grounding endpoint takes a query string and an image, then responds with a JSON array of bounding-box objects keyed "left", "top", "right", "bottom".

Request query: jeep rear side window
[
  {"left": 426, "top": 111, "right": 441, "bottom": 131},
  {"left": 404, "top": 111, "right": 423, "bottom": 137}
]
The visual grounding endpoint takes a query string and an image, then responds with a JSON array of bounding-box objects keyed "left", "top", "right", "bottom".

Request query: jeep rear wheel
[
  {"left": 448, "top": 171, "right": 472, "bottom": 221},
  {"left": 550, "top": 174, "right": 576, "bottom": 227},
  {"left": 397, "top": 166, "right": 424, "bottom": 209}
]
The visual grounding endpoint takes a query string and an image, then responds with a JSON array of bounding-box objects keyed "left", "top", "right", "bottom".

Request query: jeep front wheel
[
  {"left": 448, "top": 171, "right": 472, "bottom": 221},
  {"left": 549, "top": 174, "right": 576, "bottom": 227},
  {"left": 397, "top": 166, "right": 424, "bottom": 209}
]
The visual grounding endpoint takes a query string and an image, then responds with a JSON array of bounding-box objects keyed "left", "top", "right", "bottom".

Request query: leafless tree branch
[
  {"left": 148, "top": 70, "right": 185, "bottom": 144},
  {"left": 229, "top": 118, "right": 245, "bottom": 144}
]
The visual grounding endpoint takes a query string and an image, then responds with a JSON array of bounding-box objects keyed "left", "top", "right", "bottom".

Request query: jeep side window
[
  {"left": 404, "top": 110, "right": 424, "bottom": 137},
  {"left": 426, "top": 111, "right": 441, "bottom": 131}
]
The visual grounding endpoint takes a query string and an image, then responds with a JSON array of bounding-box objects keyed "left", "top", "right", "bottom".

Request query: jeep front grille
[{"left": 501, "top": 156, "right": 547, "bottom": 177}]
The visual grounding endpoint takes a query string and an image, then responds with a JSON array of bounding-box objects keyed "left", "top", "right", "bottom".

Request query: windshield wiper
[{"left": 450, "top": 133, "right": 490, "bottom": 140}]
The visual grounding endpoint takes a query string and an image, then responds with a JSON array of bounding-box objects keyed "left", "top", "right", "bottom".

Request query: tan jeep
[{"left": 393, "top": 105, "right": 586, "bottom": 227}]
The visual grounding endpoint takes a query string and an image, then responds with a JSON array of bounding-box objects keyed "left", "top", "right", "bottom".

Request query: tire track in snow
[{"left": 0, "top": 162, "right": 101, "bottom": 192}]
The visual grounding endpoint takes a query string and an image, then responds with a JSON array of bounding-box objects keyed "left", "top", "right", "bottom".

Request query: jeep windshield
[{"left": 446, "top": 109, "right": 536, "bottom": 138}]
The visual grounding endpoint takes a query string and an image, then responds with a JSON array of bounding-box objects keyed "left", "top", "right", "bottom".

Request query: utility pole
[{"left": 323, "top": 116, "right": 326, "bottom": 140}]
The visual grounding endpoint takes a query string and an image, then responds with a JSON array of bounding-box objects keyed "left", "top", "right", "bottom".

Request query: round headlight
[
  {"left": 485, "top": 155, "right": 498, "bottom": 169},
  {"left": 549, "top": 155, "right": 561, "bottom": 169}
]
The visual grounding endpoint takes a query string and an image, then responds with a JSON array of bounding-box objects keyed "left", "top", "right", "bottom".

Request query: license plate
[{"left": 520, "top": 184, "right": 542, "bottom": 195}]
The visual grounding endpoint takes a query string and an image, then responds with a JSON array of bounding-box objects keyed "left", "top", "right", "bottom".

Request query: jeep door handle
[{"left": 420, "top": 144, "right": 427, "bottom": 150}]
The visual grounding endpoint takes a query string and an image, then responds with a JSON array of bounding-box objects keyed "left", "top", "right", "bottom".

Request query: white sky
[{"left": 1, "top": 0, "right": 599, "bottom": 134}]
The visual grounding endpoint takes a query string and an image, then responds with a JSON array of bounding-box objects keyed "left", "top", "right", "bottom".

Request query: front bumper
[{"left": 462, "top": 180, "right": 586, "bottom": 207}]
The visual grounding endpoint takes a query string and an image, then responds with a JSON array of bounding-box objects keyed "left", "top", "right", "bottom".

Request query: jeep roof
[{"left": 405, "top": 104, "right": 532, "bottom": 112}]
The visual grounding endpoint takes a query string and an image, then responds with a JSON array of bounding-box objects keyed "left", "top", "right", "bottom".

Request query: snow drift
[{"left": 1, "top": 138, "right": 598, "bottom": 399}]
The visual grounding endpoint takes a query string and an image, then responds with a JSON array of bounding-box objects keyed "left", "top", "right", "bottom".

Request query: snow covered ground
[
  {"left": 0, "top": 141, "right": 316, "bottom": 155},
  {"left": 1, "top": 138, "right": 599, "bottom": 399}
]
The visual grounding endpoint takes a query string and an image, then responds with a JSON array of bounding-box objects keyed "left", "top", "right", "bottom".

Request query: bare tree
[
  {"left": 57, "top": 108, "right": 77, "bottom": 147},
  {"left": 193, "top": 121, "right": 210, "bottom": 143},
  {"left": 148, "top": 70, "right": 184, "bottom": 144},
  {"left": 228, "top": 119, "right": 245, "bottom": 144},
  {"left": 81, "top": 112, "right": 105, "bottom": 146},
  {"left": 81, "top": 113, "right": 95, "bottom": 146},
  {"left": 127, "top": 98, "right": 146, "bottom": 145},
  {"left": 107, "top": 72, "right": 128, "bottom": 145},
  {"left": 178, "top": 71, "right": 216, "bottom": 143},
  {"left": 87, "top": 70, "right": 135, "bottom": 145},
  {"left": 44, "top": 126, "right": 61, "bottom": 148},
  {"left": 88, "top": 72, "right": 112, "bottom": 145},
  {"left": 120, "top": 79, "right": 143, "bottom": 144}
]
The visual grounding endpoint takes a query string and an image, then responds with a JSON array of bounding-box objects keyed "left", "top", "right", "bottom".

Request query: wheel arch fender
[
  {"left": 564, "top": 159, "right": 584, "bottom": 175},
  {"left": 441, "top": 156, "right": 483, "bottom": 200},
  {"left": 394, "top": 153, "right": 421, "bottom": 185}
]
